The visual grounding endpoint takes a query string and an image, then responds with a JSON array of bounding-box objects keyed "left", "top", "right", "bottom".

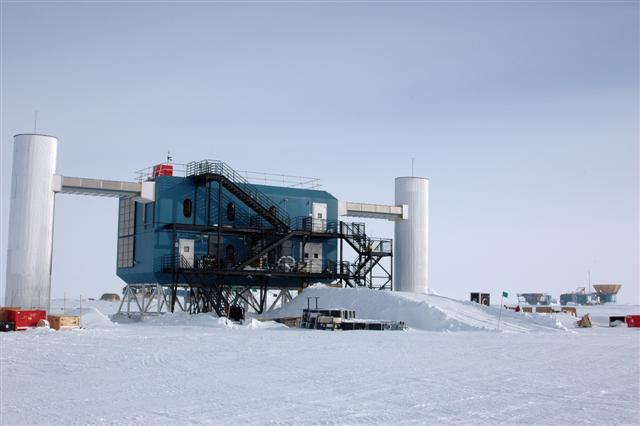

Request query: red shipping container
[
  {"left": 626, "top": 315, "right": 640, "bottom": 328},
  {"left": 152, "top": 164, "right": 173, "bottom": 178},
  {"left": 7, "top": 309, "right": 47, "bottom": 330}
]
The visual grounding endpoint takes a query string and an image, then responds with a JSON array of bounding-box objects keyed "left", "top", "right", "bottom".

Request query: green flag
[{"left": 502, "top": 291, "right": 509, "bottom": 298}]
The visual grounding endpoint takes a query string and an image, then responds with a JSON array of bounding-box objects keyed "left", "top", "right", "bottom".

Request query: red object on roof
[{"left": 152, "top": 164, "right": 173, "bottom": 178}]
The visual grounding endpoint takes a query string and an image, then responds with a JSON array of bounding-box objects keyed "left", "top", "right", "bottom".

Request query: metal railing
[
  {"left": 135, "top": 163, "right": 187, "bottom": 182},
  {"left": 235, "top": 170, "right": 321, "bottom": 189},
  {"left": 161, "top": 253, "right": 193, "bottom": 271},
  {"left": 340, "top": 221, "right": 366, "bottom": 239},
  {"left": 186, "top": 160, "right": 291, "bottom": 226},
  {"left": 288, "top": 217, "right": 340, "bottom": 234},
  {"left": 162, "top": 252, "right": 351, "bottom": 276},
  {"left": 366, "top": 238, "right": 393, "bottom": 254},
  {"left": 135, "top": 160, "right": 321, "bottom": 189}
]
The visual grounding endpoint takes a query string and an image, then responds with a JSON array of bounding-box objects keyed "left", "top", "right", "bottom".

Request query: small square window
[
  {"left": 184, "top": 246, "right": 190, "bottom": 252},
  {"left": 313, "top": 253, "right": 319, "bottom": 259}
]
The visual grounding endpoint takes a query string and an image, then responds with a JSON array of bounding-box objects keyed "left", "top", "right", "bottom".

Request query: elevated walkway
[
  {"left": 340, "top": 201, "right": 406, "bottom": 221},
  {"left": 53, "top": 175, "right": 155, "bottom": 201}
]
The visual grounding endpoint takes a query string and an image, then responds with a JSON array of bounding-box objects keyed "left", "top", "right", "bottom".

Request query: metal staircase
[
  {"left": 186, "top": 160, "right": 290, "bottom": 232},
  {"left": 161, "top": 253, "right": 228, "bottom": 316},
  {"left": 340, "top": 222, "right": 392, "bottom": 289}
]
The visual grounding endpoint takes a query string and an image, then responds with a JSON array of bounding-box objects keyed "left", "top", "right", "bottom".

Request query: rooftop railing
[{"left": 135, "top": 160, "right": 321, "bottom": 189}]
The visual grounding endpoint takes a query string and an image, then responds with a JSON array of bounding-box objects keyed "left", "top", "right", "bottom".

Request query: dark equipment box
[
  {"left": 228, "top": 305, "right": 245, "bottom": 322},
  {"left": 0, "top": 320, "right": 16, "bottom": 332},
  {"left": 470, "top": 292, "right": 491, "bottom": 306},
  {"left": 609, "top": 316, "right": 626, "bottom": 327}
]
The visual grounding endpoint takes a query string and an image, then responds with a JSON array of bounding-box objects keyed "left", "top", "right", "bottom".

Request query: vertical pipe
[
  {"left": 340, "top": 232, "right": 343, "bottom": 285},
  {"left": 206, "top": 179, "right": 211, "bottom": 227},
  {"left": 390, "top": 240, "right": 393, "bottom": 291},
  {"left": 217, "top": 179, "right": 222, "bottom": 265},
  {"left": 5, "top": 134, "right": 58, "bottom": 310}
]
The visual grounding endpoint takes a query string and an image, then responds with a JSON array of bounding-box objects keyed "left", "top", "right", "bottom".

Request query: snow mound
[
  {"left": 114, "top": 311, "right": 225, "bottom": 327},
  {"left": 60, "top": 307, "right": 117, "bottom": 329},
  {"left": 245, "top": 318, "right": 289, "bottom": 330},
  {"left": 110, "top": 311, "right": 289, "bottom": 331},
  {"left": 261, "top": 285, "right": 567, "bottom": 333}
]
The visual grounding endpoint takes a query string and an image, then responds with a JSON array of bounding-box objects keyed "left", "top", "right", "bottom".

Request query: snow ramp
[{"left": 261, "top": 285, "right": 566, "bottom": 333}]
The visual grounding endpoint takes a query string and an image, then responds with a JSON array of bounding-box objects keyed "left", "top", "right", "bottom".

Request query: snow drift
[{"left": 261, "top": 284, "right": 567, "bottom": 332}]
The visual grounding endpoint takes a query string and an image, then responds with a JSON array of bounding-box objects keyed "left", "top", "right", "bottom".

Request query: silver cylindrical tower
[
  {"left": 5, "top": 134, "right": 58, "bottom": 309},
  {"left": 394, "top": 177, "right": 429, "bottom": 294}
]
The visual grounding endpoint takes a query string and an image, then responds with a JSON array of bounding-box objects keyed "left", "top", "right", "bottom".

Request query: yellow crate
[{"left": 47, "top": 315, "right": 80, "bottom": 330}]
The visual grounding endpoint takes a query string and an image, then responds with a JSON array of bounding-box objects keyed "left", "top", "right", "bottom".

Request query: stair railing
[{"left": 186, "top": 160, "right": 290, "bottom": 226}]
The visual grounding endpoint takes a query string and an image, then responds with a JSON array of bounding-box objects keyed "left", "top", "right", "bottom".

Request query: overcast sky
[{"left": 1, "top": 1, "right": 638, "bottom": 303}]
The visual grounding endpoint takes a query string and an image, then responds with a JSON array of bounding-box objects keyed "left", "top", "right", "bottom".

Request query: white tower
[
  {"left": 5, "top": 134, "right": 58, "bottom": 309},
  {"left": 394, "top": 177, "right": 429, "bottom": 294}
]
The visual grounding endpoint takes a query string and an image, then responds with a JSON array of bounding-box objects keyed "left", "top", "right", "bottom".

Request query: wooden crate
[
  {"left": 47, "top": 315, "right": 80, "bottom": 330},
  {"left": 0, "top": 307, "right": 20, "bottom": 321}
]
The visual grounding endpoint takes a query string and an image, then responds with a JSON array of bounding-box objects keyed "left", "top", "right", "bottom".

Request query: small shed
[{"left": 100, "top": 293, "right": 120, "bottom": 302}]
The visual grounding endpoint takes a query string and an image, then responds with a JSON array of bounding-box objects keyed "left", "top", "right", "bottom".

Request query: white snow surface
[{"left": 1, "top": 290, "right": 639, "bottom": 425}]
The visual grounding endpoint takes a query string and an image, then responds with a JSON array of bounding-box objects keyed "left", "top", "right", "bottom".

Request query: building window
[
  {"left": 117, "top": 198, "right": 136, "bottom": 268},
  {"left": 227, "top": 202, "right": 236, "bottom": 221},
  {"left": 183, "top": 198, "right": 193, "bottom": 218},
  {"left": 117, "top": 237, "right": 134, "bottom": 268}
]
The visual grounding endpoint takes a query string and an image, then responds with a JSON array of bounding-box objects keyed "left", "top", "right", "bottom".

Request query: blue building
[{"left": 116, "top": 160, "right": 392, "bottom": 315}]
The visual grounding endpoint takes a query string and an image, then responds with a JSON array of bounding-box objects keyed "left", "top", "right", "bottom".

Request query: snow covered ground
[{"left": 1, "top": 287, "right": 639, "bottom": 425}]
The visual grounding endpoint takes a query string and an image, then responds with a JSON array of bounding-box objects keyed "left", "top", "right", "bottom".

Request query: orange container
[
  {"left": 152, "top": 164, "right": 173, "bottom": 177},
  {"left": 7, "top": 309, "right": 47, "bottom": 330}
]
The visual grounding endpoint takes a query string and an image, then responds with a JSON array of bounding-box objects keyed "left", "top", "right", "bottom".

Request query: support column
[
  {"left": 5, "top": 134, "right": 58, "bottom": 310},
  {"left": 394, "top": 177, "right": 429, "bottom": 294}
]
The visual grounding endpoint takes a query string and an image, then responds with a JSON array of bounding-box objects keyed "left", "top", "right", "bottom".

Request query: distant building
[
  {"left": 559, "top": 285, "right": 621, "bottom": 305},
  {"left": 517, "top": 293, "right": 555, "bottom": 306}
]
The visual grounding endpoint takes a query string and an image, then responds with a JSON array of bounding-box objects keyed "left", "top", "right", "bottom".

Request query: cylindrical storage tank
[
  {"left": 5, "top": 134, "right": 58, "bottom": 310},
  {"left": 394, "top": 177, "right": 429, "bottom": 293}
]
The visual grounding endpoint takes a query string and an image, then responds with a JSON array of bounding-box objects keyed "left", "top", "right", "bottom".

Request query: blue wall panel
[{"left": 117, "top": 175, "right": 340, "bottom": 286}]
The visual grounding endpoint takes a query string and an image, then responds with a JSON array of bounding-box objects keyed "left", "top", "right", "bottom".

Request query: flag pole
[{"left": 498, "top": 291, "right": 506, "bottom": 331}]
